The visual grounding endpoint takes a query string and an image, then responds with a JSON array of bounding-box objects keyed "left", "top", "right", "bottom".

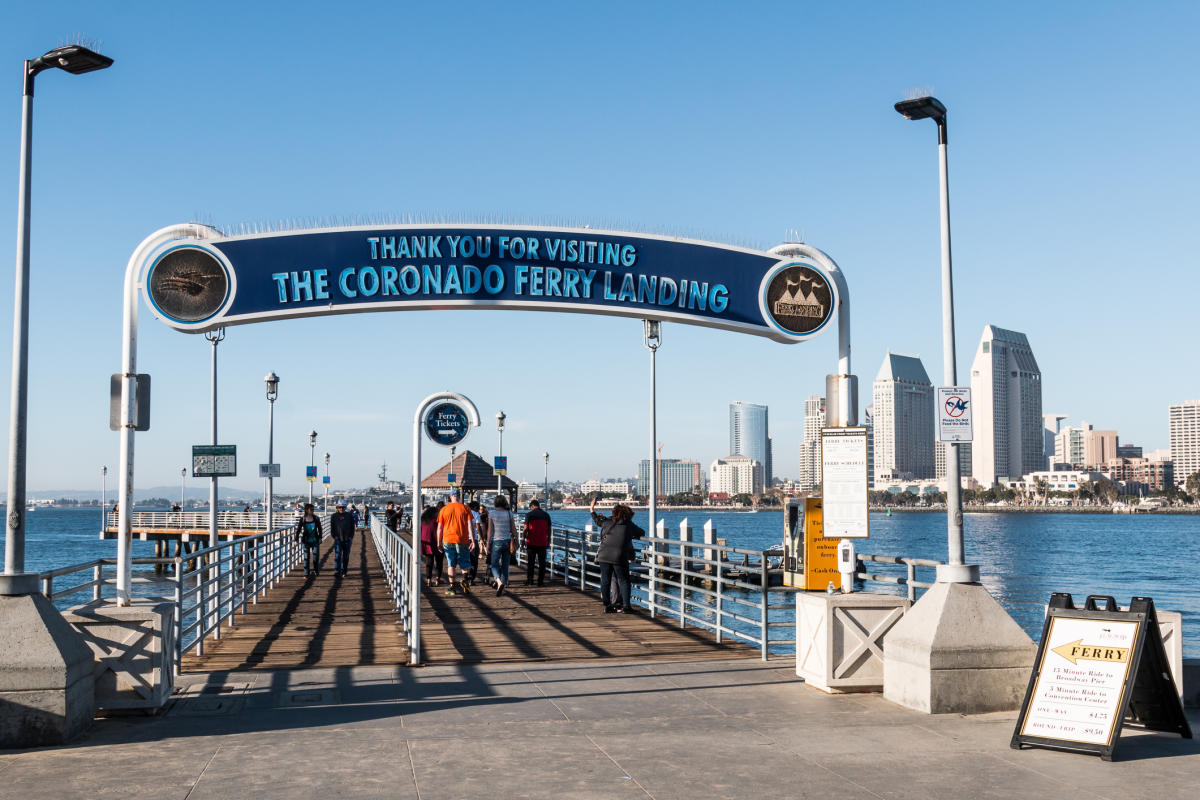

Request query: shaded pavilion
[{"left": 421, "top": 449, "right": 518, "bottom": 506}]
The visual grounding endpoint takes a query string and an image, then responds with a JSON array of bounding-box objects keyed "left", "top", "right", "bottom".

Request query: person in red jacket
[{"left": 522, "top": 499, "right": 552, "bottom": 586}]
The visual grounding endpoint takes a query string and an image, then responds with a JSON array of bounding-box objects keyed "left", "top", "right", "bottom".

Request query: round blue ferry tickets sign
[{"left": 424, "top": 402, "right": 471, "bottom": 447}]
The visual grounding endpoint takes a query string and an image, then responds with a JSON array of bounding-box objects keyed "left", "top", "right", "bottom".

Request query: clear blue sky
[{"left": 2, "top": 1, "right": 1197, "bottom": 494}]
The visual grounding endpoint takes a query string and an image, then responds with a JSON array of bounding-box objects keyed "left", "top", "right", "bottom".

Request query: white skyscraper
[
  {"left": 1169, "top": 400, "right": 1200, "bottom": 487},
  {"left": 709, "top": 455, "right": 764, "bottom": 496},
  {"left": 729, "top": 401, "right": 771, "bottom": 486},
  {"left": 864, "top": 403, "right": 874, "bottom": 490},
  {"left": 969, "top": 326, "right": 1043, "bottom": 486},
  {"left": 872, "top": 352, "right": 935, "bottom": 483},
  {"left": 799, "top": 394, "right": 825, "bottom": 490}
]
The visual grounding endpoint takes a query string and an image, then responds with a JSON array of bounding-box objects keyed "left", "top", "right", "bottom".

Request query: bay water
[{"left": 19, "top": 507, "right": 1200, "bottom": 658}]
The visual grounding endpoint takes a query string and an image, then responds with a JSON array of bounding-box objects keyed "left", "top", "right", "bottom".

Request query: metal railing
[
  {"left": 368, "top": 514, "right": 418, "bottom": 664},
  {"left": 514, "top": 518, "right": 795, "bottom": 660},
  {"left": 41, "top": 515, "right": 329, "bottom": 675},
  {"left": 855, "top": 553, "right": 943, "bottom": 601},
  {"left": 104, "top": 510, "right": 275, "bottom": 531}
]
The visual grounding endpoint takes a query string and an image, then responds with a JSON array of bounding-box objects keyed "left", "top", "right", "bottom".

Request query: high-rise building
[
  {"left": 729, "top": 401, "right": 771, "bottom": 486},
  {"left": 872, "top": 352, "right": 935, "bottom": 484},
  {"left": 709, "top": 455, "right": 764, "bottom": 496},
  {"left": 799, "top": 394, "right": 825, "bottom": 490},
  {"left": 1054, "top": 422, "right": 1091, "bottom": 468},
  {"left": 864, "top": 403, "right": 875, "bottom": 490},
  {"left": 1169, "top": 400, "right": 1200, "bottom": 487},
  {"left": 637, "top": 458, "right": 703, "bottom": 497},
  {"left": 969, "top": 326, "right": 1043, "bottom": 486},
  {"left": 1043, "top": 414, "right": 1067, "bottom": 469},
  {"left": 935, "top": 441, "right": 972, "bottom": 485},
  {"left": 1083, "top": 429, "right": 1119, "bottom": 467},
  {"left": 1116, "top": 444, "right": 1143, "bottom": 459}
]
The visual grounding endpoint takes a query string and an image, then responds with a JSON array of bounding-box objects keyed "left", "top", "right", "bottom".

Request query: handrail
[
  {"left": 368, "top": 513, "right": 418, "bottom": 665},
  {"left": 103, "top": 510, "right": 278, "bottom": 531},
  {"left": 855, "top": 552, "right": 943, "bottom": 601}
]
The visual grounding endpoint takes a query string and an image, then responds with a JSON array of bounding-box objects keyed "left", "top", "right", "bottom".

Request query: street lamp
[
  {"left": 2, "top": 45, "right": 113, "bottom": 596},
  {"left": 643, "top": 320, "right": 662, "bottom": 536},
  {"left": 179, "top": 466, "right": 186, "bottom": 519},
  {"left": 308, "top": 430, "right": 318, "bottom": 505},
  {"left": 894, "top": 95, "right": 973, "bottom": 582},
  {"left": 323, "top": 452, "right": 330, "bottom": 512},
  {"left": 543, "top": 451, "right": 550, "bottom": 506},
  {"left": 496, "top": 411, "right": 506, "bottom": 499},
  {"left": 101, "top": 465, "right": 108, "bottom": 533},
  {"left": 264, "top": 372, "right": 279, "bottom": 529}
]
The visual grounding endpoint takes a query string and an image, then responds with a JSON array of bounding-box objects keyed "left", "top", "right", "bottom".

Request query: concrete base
[
  {"left": 0, "top": 593, "right": 95, "bottom": 747},
  {"left": 883, "top": 581, "right": 1036, "bottom": 714},
  {"left": 62, "top": 600, "right": 176, "bottom": 712},
  {"left": 797, "top": 591, "right": 909, "bottom": 693}
]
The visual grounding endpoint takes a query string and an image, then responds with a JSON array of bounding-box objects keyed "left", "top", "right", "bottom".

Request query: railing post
[
  {"left": 678, "top": 518, "right": 690, "bottom": 629},
  {"left": 715, "top": 553, "right": 723, "bottom": 644},
  {"left": 907, "top": 561, "right": 916, "bottom": 602},
  {"left": 174, "top": 557, "right": 183, "bottom": 676},
  {"left": 41, "top": 575, "right": 51, "bottom": 599},
  {"left": 580, "top": 527, "right": 588, "bottom": 590},
  {"left": 759, "top": 555, "right": 769, "bottom": 661},
  {"left": 93, "top": 564, "right": 102, "bottom": 601},
  {"left": 652, "top": 519, "right": 665, "bottom": 619}
]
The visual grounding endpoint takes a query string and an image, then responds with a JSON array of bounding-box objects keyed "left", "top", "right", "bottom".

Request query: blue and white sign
[
  {"left": 424, "top": 401, "right": 471, "bottom": 447},
  {"left": 322, "top": 475, "right": 330, "bottom": 485},
  {"left": 139, "top": 225, "right": 840, "bottom": 344}
]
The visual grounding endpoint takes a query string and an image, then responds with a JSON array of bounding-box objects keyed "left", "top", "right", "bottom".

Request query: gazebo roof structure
[{"left": 421, "top": 450, "right": 518, "bottom": 496}]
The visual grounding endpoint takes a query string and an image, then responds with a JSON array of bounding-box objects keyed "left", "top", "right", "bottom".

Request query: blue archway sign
[
  {"left": 424, "top": 401, "right": 471, "bottom": 447},
  {"left": 138, "top": 224, "right": 840, "bottom": 344}
]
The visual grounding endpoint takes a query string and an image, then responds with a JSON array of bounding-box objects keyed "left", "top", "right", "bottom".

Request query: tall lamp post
[
  {"left": 894, "top": 95, "right": 974, "bottom": 584},
  {"left": 264, "top": 372, "right": 278, "bottom": 529},
  {"left": 496, "top": 411, "right": 506, "bottom": 498},
  {"left": 323, "top": 452, "right": 330, "bottom": 512},
  {"left": 204, "top": 328, "right": 224, "bottom": 548},
  {"left": 179, "top": 466, "right": 186, "bottom": 519},
  {"left": 2, "top": 45, "right": 112, "bottom": 597},
  {"left": 543, "top": 451, "right": 549, "bottom": 506},
  {"left": 643, "top": 320, "right": 662, "bottom": 536},
  {"left": 308, "top": 430, "right": 318, "bottom": 505}
]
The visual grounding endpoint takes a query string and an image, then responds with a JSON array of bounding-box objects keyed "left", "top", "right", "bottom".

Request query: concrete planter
[
  {"left": 796, "top": 591, "right": 909, "bottom": 693},
  {"left": 62, "top": 600, "right": 176, "bottom": 713}
]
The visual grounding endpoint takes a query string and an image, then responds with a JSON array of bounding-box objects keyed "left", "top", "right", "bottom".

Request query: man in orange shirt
[{"left": 436, "top": 490, "right": 476, "bottom": 595}]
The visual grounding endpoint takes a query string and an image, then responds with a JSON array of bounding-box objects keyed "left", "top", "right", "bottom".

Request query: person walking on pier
[
  {"left": 295, "top": 503, "right": 324, "bottom": 577},
  {"left": 592, "top": 499, "right": 643, "bottom": 613},
  {"left": 420, "top": 505, "right": 444, "bottom": 585},
  {"left": 467, "top": 500, "right": 484, "bottom": 585},
  {"left": 436, "top": 490, "right": 475, "bottom": 595},
  {"left": 385, "top": 501, "right": 398, "bottom": 531},
  {"left": 487, "top": 495, "right": 516, "bottom": 595},
  {"left": 523, "top": 499, "right": 551, "bottom": 587},
  {"left": 330, "top": 502, "right": 356, "bottom": 577}
]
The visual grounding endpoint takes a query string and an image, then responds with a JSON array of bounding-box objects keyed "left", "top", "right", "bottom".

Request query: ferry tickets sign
[{"left": 139, "top": 225, "right": 839, "bottom": 344}]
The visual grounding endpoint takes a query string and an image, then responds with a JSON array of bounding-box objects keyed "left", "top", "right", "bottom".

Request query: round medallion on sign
[
  {"left": 424, "top": 402, "right": 471, "bottom": 447},
  {"left": 147, "top": 246, "right": 230, "bottom": 324},
  {"left": 761, "top": 262, "right": 835, "bottom": 337}
]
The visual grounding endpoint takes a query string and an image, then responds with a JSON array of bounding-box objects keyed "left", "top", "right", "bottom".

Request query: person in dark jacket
[
  {"left": 590, "top": 499, "right": 643, "bottom": 613},
  {"left": 523, "top": 499, "right": 552, "bottom": 586},
  {"left": 295, "top": 503, "right": 324, "bottom": 577},
  {"left": 330, "top": 502, "right": 356, "bottom": 576},
  {"left": 385, "top": 501, "right": 398, "bottom": 531}
]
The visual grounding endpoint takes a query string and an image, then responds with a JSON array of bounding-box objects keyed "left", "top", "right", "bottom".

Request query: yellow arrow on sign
[{"left": 1051, "top": 639, "right": 1129, "bottom": 666}]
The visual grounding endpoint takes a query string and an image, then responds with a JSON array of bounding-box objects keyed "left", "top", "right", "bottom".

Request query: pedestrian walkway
[
  {"left": 3, "top": 658, "right": 1197, "bottom": 799},
  {"left": 182, "top": 534, "right": 411, "bottom": 672},
  {"left": 183, "top": 534, "right": 752, "bottom": 672}
]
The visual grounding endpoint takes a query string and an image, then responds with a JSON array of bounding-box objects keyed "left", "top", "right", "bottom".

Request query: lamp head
[
  {"left": 543, "top": 451, "right": 549, "bottom": 462},
  {"left": 264, "top": 371, "right": 279, "bottom": 400},
  {"left": 497, "top": 410, "right": 506, "bottom": 430},
  {"left": 309, "top": 430, "right": 318, "bottom": 446},
  {"left": 324, "top": 452, "right": 330, "bottom": 465},
  {"left": 33, "top": 45, "right": 113, "bottom": 76},
  {"left": 894, "top": 96, "right": 946, "bottom": 123}
]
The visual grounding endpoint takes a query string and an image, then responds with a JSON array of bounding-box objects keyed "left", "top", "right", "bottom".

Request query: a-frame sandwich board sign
[{"left": 1011, "top": 593, "right": 1192, "bottom": 761}]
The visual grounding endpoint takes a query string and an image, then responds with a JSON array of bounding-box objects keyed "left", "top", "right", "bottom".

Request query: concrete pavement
[{"left": 1, "top": 657, "right": 1197, "bottom": 799}]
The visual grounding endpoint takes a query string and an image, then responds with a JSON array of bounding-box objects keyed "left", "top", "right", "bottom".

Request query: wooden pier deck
[{"left": 183, "top": 535, "right": 753, "bottom": 673}]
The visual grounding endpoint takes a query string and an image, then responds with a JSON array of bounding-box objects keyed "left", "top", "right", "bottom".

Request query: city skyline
[{"left": 1, "top": 3, "right": 1197, "bottom": 492}]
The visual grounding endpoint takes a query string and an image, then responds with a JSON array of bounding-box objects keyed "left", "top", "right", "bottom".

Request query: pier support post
[
  {"left": 0, "top": 593, "right": 95, "bottom": 747},
  {"left": 882, "top": 581, "right": 1035, "bottom": 713}
]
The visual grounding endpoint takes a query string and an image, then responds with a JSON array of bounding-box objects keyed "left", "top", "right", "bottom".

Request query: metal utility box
[{"left": 783, "top": 496, "right": 837, "bottom": 590}]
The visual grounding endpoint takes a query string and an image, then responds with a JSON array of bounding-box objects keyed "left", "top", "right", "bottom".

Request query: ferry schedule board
[
  {"left": 819, "top": 427, "right": 869, "bottom": 539},
  {"left": 1012, "top": 594, "right": 1191, "bottom": 761}
]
